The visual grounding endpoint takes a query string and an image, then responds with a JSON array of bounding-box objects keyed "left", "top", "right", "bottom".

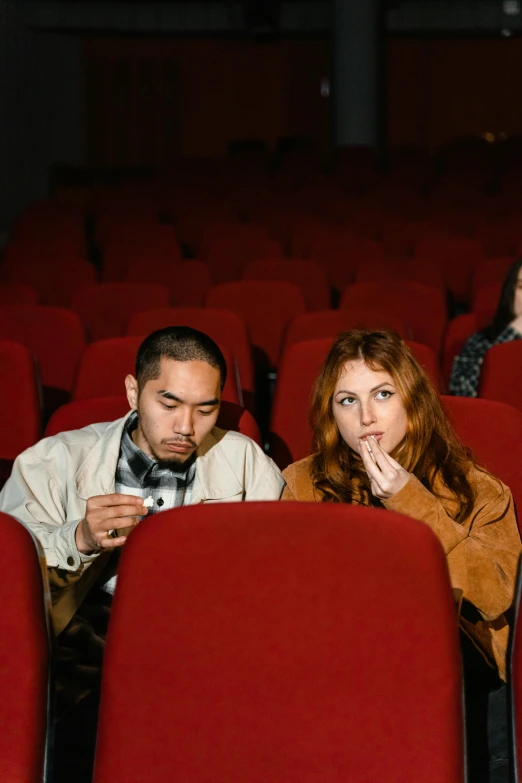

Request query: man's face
[{"left": 125, "top": 358, "right": 221, "bottom": 466}]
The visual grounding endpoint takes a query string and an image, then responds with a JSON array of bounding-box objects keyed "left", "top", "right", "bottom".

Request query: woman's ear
[{"left": 125, "top": 375, "right": 139, "bottom": 410}]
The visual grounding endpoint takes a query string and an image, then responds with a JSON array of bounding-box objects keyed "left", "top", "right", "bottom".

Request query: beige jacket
[
  {"left": 0, "top": 413, "right": 284, "bottom": 632},
  {"left": 282, "top": 455, "right": 522, "bottom": 681}
]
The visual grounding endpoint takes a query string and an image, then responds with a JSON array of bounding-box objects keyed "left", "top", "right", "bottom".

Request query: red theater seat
[
  {"left": 207, "top": 281, "right": 306, "bottom": 369},
  {"left": 0, "top": 512, "right": 51, "bottom": 783},
  {"left": 341, "top": 282, "right": 447, "bottom": 355},
  {"left": 283, "top": 309, "right": 409, "bottom": 351},
  {"left": 442, "top": 313, "right": 478, "bottom": 385},
  {"left": 7, "top": 260, "right": 97, "bottom": 307},
  {"left": 0, "top": 283, "right": 38, "bottom": 305},
  {"left": 93, "top": 502, "right": 463, "bottom": 783},
  {"left": 72, "top": 337, "right": 241, "bottom": 405},
  {"left": 242, "top": 259, "right": 330, "bottom": 310},
  {"left": 71, "top": 284, "right": 170, "bottom": 341},
  {"left": 479, "top": 341, "right": 522, "bottom": 413},
  {"left": 442, "top": 396, "right": 522, "bottom": 525},
  {"left": 0, "top": 340, "right": 40, "bottom": 484},
  {"left": 0, "top": 306, "right": 85, "bottom": 408},
  {"left": 127, "top": 307, "right": 254, "bottom": 392},
  {"left": 414, "top": 236, "right": 484, "bottom": 304},
  {"left": 125, "top": 260, "right": 211, "bottom": 307}
]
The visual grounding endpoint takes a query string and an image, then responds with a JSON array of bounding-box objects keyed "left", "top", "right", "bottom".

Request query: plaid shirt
[
  {"left": 114, "top": 411, "right": 196, "bottom": 511},
  {"left": 102, "top": 412, "right": 196, "bottom": 595}
]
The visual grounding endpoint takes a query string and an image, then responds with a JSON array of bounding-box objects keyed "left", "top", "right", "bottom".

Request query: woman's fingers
[
  {"left": 359, "top": 440, "right": 386, "bottom": 491},
  {"left": 369, "top": 436, "right": 404, "bottom": 470}
]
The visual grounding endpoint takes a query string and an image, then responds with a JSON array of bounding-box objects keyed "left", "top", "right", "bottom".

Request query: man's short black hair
[{"left": 136, "top": 326, "right": 227, "bottom": 392}]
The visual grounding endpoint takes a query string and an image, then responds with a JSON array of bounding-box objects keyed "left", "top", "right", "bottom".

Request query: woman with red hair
[
  {"left": 282, "top": 328, "right": 520, "bottom": 679},
  {"left": 282, "top": 328, "right": 520, "bottom": 779}
]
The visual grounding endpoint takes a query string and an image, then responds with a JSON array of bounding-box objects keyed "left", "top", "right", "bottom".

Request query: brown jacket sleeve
[{"left": 382, "top": 471, "right": 521, "bottom": 623}]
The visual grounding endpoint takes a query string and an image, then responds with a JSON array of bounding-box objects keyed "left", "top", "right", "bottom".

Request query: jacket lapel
[
  {"left": 189, "top": 428, "right": 243, "bottom": 504},
  {"left": 74, "top": 413, "right": 133, "bottom": 500}
]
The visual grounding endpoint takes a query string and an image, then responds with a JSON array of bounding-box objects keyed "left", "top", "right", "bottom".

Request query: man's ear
[{"left": 125, "top": 375, "right": 139, "bottom": 410}]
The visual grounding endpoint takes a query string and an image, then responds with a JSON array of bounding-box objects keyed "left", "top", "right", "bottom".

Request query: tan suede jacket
[{"left": 282, "top": 455, "right": 522, "bottom": 681}]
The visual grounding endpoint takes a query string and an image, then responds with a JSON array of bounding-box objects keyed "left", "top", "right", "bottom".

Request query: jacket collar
[{"left": 75, "top": 417, "right": 242, "bottom": 503}]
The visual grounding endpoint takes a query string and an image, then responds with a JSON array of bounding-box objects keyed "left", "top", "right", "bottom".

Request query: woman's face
[
  {"left": 332, "top": 359, "right": 408, "bottom": 455},
  {"left": 513, "top": 268, "right": 522, "bottom": 318}
]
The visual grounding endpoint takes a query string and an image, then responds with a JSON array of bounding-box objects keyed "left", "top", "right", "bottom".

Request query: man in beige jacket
[{"left": 0, "top": 325, "right": 284, "bottom": 782}]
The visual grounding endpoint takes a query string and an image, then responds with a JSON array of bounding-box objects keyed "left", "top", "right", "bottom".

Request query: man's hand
[
  {"left": 75, "top": 494, "right": 148, "bottom": 554},
  {"left": 359, "top": 436, "right": 410, "bottom": 500}
]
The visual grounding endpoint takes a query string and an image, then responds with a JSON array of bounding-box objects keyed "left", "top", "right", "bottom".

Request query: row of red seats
[
  {"left": 0, "top": 499, "right": 465, "bottom": 782},
  {"left": 4, "top": 223, "right": 516, "bottom": 305},
  {"left": 10, "top": 488, "right": 522, "bottom": 782},
  {"left": 1, "top": 330, "right": 521, "bottom": 483}
]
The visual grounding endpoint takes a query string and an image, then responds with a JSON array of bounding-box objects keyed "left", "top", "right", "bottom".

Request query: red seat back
[
  {"left": 125, "top": 260, "right": 211, "bottom": 307},
  {"left": 472, "top": 282, "right": 502, "bottom": 329},
  {"left": 0, "top": 512, "right": 51, "bottom": 783},
  {"left": 72, "top": 284, "right": 170, "bottom": 341},
  {"left": 479, "top": 341, "right": 522, "bottom": 413},
  {"left": 341, "top": 282, "right": 447, "bottom": 355},
  {"left": 126, "top": 307, "right": 254, "bottom": 391},
  {"left": 442, "top": 313, "right": 478, "bottom": 384},
  {"left": 72, "top": 337, "right": 241, "bottom": 405},
  {"left": 8, "top": 260, "right": 97, "bottom": 307},
  {"left": 471, "top": 257, "right": 514, "bottom": 301},
  {"left": 0, "top": 340, "right": 40, "bottom": 460},
  {"left": 242, "top": 259, "right": 331, "bottom": 310},
  {"left": 46, "top": 398, "right": 261, "bottom": 446},
  {"left": 0, "top": 283, "right": 38, "bottom": 305},
  {"left": 283, "top": 309, "right": 409, "bottom": 351},
  {"left": 207, "top": 281, "right": 306, "bottom": 368},
  {"left": 442, "top": 395, "right": 522, "bottom": 524},
  {"left": 414, "top": 237, "right": 484, "bottom": 303},
  {"left": 0, "top": 306, "right": 85, "bottom": 391},
  {"left": 355, "top": 258, "right": 444, "bottom": 290},
  {"left": 93, "top": 502, "right": 463, "bottom": 783}
]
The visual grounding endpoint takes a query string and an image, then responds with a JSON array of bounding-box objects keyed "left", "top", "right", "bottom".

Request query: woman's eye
[
  {"left": 376, "top": 390, "right": 392, "bottom": 400},
  {"left": 340, "top": 397, "right": 356, "bottom": 406}
]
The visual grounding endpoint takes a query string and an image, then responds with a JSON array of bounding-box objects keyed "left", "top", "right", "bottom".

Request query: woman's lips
[{"left": 360, "top": 433, "right": 384, "bottom": 442}]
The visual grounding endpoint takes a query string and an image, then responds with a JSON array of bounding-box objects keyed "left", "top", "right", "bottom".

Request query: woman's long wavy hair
[
  {"left": 482, "top": 257, "right": 522, "bottom": 341},
  {"left": 310, "top": 329, "right": 478, "bottom": 522}
]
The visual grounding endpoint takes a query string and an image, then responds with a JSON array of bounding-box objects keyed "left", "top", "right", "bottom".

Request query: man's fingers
[
  {"left": 98, "top": 535, "right": 127, "bottom": 549},
  {"left": 88, "top": 493, "right": 145, "bottom": 508},
  {"left": 103, "top": 515, "right": 142, "bottom": 531},
  {"left": 91, "top": 504, "right": 148, "bottom": 523}
]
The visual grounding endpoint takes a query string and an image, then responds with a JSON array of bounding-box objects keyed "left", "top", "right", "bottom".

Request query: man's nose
[{"left": 174, "top": 408, "right": 195, "bottom": 436}]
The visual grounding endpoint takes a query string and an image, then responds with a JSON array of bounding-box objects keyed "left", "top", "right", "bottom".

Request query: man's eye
[
  {"left": 198, "top": 409, "right": 214, "bottom": 416},
  {"left": 161, "top": 403, "right": 176, "bottom": 410}
]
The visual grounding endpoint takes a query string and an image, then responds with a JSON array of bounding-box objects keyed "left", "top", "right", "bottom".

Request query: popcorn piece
[{"left": 143, "top": 495, "right": 154, "bottom": 508}]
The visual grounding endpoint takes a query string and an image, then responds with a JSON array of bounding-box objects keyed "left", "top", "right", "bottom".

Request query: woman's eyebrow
[{"left": 335, "top": 382, "right": 394, "bottom": 396}]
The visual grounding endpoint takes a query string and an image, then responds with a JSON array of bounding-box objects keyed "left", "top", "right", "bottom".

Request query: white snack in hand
[{"left": 143, "top": 495, "right": 154, "bottom": 508}]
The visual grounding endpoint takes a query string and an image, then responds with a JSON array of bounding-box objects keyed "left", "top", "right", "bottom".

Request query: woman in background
[{"left": 450, "top": 257, "right": 522, "bottom": 396}]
